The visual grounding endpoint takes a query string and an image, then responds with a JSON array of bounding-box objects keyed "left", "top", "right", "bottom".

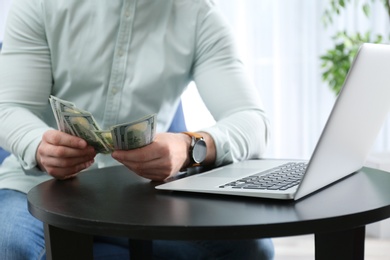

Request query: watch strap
[
  {"left": 182, "top": 131, "right": 204, "bottom": 140},
  {"left": 182, "top": 132, "right": 205, "bottom": 168}
]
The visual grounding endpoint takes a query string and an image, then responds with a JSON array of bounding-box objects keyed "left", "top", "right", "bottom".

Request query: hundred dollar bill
[
  {"left": 110, "top": 114, "right": 156, "bottom": 150},
  {"left": 49, "top": 96, "right": 156, "bottom": 153},
  {"left": 49, "top": 96, "right": 76, "bottom": 134},
  {"left": 62, "top": 112, "right": 110, "bottom": 154},
  {"left": 94, "top": 130, "right": 115, "bottom": 152},
  {"left": 49, "top": 95, "right": 92, "bottom": 135}
]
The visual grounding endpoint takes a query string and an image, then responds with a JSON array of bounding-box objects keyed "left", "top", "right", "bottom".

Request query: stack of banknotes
[{"left": 49, "top": 95, "right": 156, "bottom": 154}]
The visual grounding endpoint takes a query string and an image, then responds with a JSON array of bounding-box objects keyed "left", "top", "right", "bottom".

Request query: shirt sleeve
[
  {"left": 192, "top": 1, "right": 270, "bottom": 166},
  {"left": 0, "top": 0, "right": 53, "bottom": 170}
]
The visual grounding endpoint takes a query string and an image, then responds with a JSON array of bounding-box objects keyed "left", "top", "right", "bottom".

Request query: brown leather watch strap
[{"left": 181, "top": 132, "right": 206, "bottom": 168}]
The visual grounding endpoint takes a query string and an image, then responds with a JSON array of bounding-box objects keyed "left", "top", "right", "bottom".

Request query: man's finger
[{"left": 44, "top": 130, "right": 87, "bottom": 149}]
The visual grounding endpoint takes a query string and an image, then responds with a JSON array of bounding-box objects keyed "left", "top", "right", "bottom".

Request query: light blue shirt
[{"left": 0, "top": 0, "right": 269, "bottom": 193}]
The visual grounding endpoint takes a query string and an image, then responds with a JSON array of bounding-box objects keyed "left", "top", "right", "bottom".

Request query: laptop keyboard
[{"left": 219, "top": 162, "right": 308, "bottom": 191}]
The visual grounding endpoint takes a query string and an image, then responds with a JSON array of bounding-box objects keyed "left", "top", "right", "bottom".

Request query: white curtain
[{"left": 183, "top": 0, "right": 390, "bottom": 160}]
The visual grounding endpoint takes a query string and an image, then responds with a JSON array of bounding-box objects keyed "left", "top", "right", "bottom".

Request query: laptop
[{"left": 156, "top": 43, "right": 390, "bottom": 200}]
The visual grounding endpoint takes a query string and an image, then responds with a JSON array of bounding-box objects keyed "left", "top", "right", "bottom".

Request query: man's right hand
[{"left": 36, "top": 130, "right": 96, "bottom": 180}]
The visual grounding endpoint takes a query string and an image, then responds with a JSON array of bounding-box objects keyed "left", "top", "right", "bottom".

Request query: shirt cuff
[
  {"left": 16, "top": 128, "right": 46, "bottom": 171},
  {"left": 201, "top": 126, "right": 234, "bottom": 167}
]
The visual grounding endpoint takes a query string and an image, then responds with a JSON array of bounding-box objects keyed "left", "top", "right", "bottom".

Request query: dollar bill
[
  {"left": 49, "top": 96, "right": 76, "bottom": 134},
  {"left": 110, "top": 114, "right": 156, "bottom": 150},
  {"left": 94, "top": 130, "right": 115, "bottom": 152},
  {"left": 62, "top": 112, "right": 110, "bottom": 154},
  {"left": 49, "top": 96, "right": 91, "bottom": 135},
  {"left": 49, "top": 96, "right": 156, "bottom": 153}
]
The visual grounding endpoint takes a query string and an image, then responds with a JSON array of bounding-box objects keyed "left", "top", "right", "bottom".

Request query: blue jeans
[{"left": 0, "top": 189, "right": 274, "bottom": 259}]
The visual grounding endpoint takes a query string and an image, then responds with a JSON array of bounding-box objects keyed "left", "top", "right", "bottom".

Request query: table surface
[{"left": 28, "top": 164, "right": 390, "bottom": 241}]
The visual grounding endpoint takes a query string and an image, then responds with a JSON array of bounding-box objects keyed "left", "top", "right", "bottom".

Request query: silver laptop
[{"left": 156, "top": 43, "right": 390, "bottom": 200}]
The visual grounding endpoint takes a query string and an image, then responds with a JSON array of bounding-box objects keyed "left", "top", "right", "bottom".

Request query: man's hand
[
  {"left": 36, "top": 130, "right": 96, "bottom": 179},
  {"left": 111, "top": 133, "right": 190, "bottom": 181}
]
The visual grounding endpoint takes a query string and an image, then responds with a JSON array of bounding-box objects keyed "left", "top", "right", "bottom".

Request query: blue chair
[
  {"left": 167, "top": 101, "right": 187, "bottom": 133},
  {"left": 0, "top": 148, "right": 9, "bottom": 164},
  {"left": 0, "top": 43, "right": 9, "bottom": 164}
]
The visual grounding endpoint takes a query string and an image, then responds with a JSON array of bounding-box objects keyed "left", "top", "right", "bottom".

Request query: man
[{"left": 0, "top": 0, "right": 273, "bottom": 259}]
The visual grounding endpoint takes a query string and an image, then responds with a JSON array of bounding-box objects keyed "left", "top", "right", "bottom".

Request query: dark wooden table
[{"left": 27, "top": 165, "right": 390, "bottom": 259}]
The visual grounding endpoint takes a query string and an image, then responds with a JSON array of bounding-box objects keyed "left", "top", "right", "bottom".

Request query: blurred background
[{"left": 183, "top": 0, "right": 390, "bottom": 160}]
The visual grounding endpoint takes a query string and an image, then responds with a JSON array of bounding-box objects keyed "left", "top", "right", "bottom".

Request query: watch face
[{"left": 193, "top": 139, "right": 207, "bottom": 163}]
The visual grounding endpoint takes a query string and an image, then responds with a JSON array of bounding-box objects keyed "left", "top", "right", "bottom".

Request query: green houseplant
[{"left": 320, "top": 0, "right": 390, "bottom": 95}]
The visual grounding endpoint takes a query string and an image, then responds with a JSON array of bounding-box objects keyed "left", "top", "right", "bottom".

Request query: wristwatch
[{"left": 182, "top": 132, "right": 207, "bottom": 167}]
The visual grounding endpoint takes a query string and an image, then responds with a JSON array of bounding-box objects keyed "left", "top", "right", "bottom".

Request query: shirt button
[
  {"left": 125, "top": 10, "right": 131, "bottom": 17},
  {"left": 112, "top": 87, "right": 118, "bottom": 94},
  {"left": 118, "top": 49, "right": 124, "bottom": 57}
]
